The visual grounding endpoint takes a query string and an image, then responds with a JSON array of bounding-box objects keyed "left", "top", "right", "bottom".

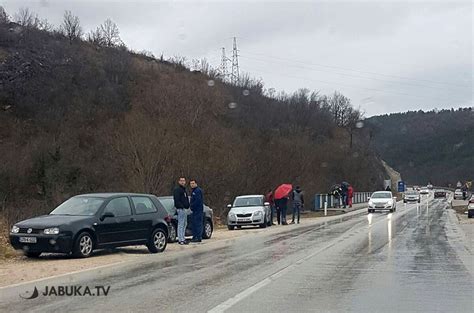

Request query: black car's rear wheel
[
  {"left": 25, "top": 251, "right": 41, "bottom": 258},
  {"left": 72, "top": 232, "right": 94, "bottom": 258},
  {"left": 169, "top": 223, "right": 177, "bottom": 243},
  {"left": 147, "top": 228, "right": 167, "bottom": 253},
  {"left": 202, "top": 219, "right": 213, "bottom": 239}
]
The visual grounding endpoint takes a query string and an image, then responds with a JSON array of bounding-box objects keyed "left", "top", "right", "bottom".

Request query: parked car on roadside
[
  {"left": 367, "top": 191, "right": 397, "bottom": 213},
  {"left": 227, "top": 195, "right": 271, "bottom": 230},
  {"left": 9, "top": 193, "right": 170, "bottom": 258},
  {"left": 468, "top": 196, "right": 474, "bottom": 218},
  {"left": 156, "top": 196, "right": 214, "bottom": 242},
  {"left": 453, "top": 189, "right": 463, "bottom": 200},
  {"left": 403, "top": 190, "right": 420, "bottom": 203}
]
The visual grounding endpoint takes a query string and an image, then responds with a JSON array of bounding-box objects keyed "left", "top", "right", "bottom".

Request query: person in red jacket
[{"left": 348, "top": 185, "right": 354, "bottom": 208}]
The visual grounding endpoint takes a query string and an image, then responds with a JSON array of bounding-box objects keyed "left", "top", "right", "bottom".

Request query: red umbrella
[{"left": 274, "top": 184, "right": 293, "bottom": 200}]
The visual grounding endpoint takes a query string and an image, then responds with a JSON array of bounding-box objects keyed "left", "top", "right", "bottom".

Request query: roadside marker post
[{"left": 324, "top": 201, "right": 327, "bottom": 216}]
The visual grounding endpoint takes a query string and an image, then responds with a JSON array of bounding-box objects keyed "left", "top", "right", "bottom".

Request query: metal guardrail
[{"left": 313, "top": 192, "right": 371, "bottom": 211}]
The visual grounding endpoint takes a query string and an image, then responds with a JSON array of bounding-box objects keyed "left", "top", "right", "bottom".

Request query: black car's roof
[
  {"left": 75, "top": 193, "right": 156, "bottom": 198},
  {"left": 157, "top": 196, "right": 172, "bottom": 199}
]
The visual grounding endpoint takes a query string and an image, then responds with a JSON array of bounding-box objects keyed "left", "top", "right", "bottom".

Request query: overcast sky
[{"left": 3, "top": 0, "right": 473, "bottom": 116}]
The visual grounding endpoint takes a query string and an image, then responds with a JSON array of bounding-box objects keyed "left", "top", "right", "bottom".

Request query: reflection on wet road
[{"left": 1, "top": 198, "right": 472, "bottom": 313}]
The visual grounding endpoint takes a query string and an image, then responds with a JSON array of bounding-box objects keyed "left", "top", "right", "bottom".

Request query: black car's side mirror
[{"left": 100, "top": 212, "right": 115, "bottom": 221}]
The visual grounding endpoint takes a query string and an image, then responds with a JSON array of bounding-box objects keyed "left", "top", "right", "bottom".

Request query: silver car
[
  {"left": 403, "top": 190, "right": 420, "bottom": 203},
  {"left": 227, "top": 195, "right": 272, "bottom": 230},
  {"left": 368, "top": 191, "right": 397, "bottom": 213},
  {"left": 453, "top": 189, "right": 463, "bottom": 200}
]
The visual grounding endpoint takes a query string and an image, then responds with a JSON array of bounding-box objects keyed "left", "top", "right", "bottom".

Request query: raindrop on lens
[
  {"left": 207, "top": 80, "right": 215, "bottom": 87},
  {"left": 242, "top": 89, "right": 250, "bottom": 96},
  {"left": 228, "top": 102, "right": 237, "bottom": 109},
  {"left": 355, "top": 121, "right": 364, "bottom": 129}
]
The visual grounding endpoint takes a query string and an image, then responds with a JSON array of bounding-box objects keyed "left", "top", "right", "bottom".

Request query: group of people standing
[
  {"left": 173, "top": 177, "right": 204, "bottom": 245},
  {"left": 265, "top": 186, "right": 305, "bottom": 225},
  {"left": 330, "top": 182, "right": 354, "bottom": 208}
]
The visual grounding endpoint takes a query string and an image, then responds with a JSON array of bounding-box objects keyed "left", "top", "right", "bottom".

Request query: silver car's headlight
[
  {"left": 43, "top": 227, "right": 60, "bottom": 235},
  {"left": 368, "top": 201, "right": 374, "bottom": 208},
  {"left": 228, "top": 213, "right": 236, "bottom": 220},
  {"left": 385, "top": 201, "right": 393, "bottom": 207},
  {"left": 11, "top": 225, "right": 20, "bottom": 233},
  {"left": 254, "top": 211, "right": 263, "bottom": 216}
]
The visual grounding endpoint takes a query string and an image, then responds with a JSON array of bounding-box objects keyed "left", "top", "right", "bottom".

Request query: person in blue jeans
[
  {"left": 173, "top": 177, "right": 190, "bottom": 245},
  {"left": 190, "top": 179, "right": 204, "bottom": 243},
  {"left": 291, "top": 186, "right": 304, "bottom": 224}
]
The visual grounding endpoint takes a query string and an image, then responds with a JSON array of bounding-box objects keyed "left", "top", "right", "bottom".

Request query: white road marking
[{"left": 208, "top": 199, "right": 414, "bottom": 313}]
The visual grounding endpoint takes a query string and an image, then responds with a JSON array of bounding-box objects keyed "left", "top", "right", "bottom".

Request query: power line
[
  {"left": 240, "top": 65, "right": 470, "bottom": 104},
  {"left": 240, "top": 54, "right": 471, "bottom": 93},
  {"left": 243, "top": 50, "right": 470, "bottom": 89}
]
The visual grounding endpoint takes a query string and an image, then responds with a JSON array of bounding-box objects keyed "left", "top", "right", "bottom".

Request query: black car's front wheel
[
  {"left": 202, "top": 219, "right": 213, "bottom": 239},
  {"left": 72, "top": 232, "right": 94, "bottom": 258},
  {"left": 147, "top": 228, "right": 167, "bottom": 253}
]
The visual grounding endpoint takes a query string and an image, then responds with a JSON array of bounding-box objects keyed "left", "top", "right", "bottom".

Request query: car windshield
[
  {"left": 50, "top": 197, "right": 104, "bottom": 216},
  {"left": 371, "top": 192, "right": 392, "bottom": 199},
  {"left": 234, "top": 197, "right": 262, "bottom": 207}
]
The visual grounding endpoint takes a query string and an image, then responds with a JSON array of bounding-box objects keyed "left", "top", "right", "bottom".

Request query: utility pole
[
  {"left": 219, "top": 47, "right": 228, "bottom": 82},
  {"left": 231, "top": 37, "right": 239, "bottom": 85}
]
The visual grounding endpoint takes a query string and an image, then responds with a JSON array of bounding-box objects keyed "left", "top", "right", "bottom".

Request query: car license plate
[
  {"left": 19, "top": 237, "right": 37, "bottom": 243},
  {"left": 238, "top": 218, "right": 251, "bottom": 222}
]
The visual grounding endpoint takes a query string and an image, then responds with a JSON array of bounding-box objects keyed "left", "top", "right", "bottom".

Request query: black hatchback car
[
  {"left": 157, "top": 196, "right": 213, "bottom": 242},
  {"left": 10, "top": 193, "right": 170, "bottom": 258}
]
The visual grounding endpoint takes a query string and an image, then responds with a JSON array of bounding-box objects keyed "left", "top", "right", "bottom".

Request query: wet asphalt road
[{"left": 1, "top": 196, "right": 472, "bottom": 313}]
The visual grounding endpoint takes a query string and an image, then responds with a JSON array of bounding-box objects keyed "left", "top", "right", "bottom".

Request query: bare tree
[
  {"left": 0, "top": 6, "right": 10, "bottom": 24},
  {"left": 37, "top": 18, "right": 53, "bottom": 32},
  {"left": 14, "top": 8, "right": 39, "bottom": 28},
  {"left": 59, "top": 10, "right": 83, "bottom": 43},
  {"left": 99, "top": 18, "right": 122, "bottom": 47},
  {"left": 87, "top": 27, "right": 104, "bottom": 45}
]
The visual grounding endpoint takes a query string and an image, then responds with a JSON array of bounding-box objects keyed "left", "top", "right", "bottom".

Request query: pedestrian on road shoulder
[
  {"left": 265, "top": 189, "right": 276, "bottom": 225},
  {"left": 348, "top": 185, "right": 354, "bottom": 208},
  {"left": 291, "top": 186, "right": 304, "bottom": 224},
  {"left": 173, "top": 177, "right": 190, "bottom": 245},
  {"left": 190, "top": 179, "right": 204, "bottom": 243},
  {"left": 279, "top": 196, "right": 289, "bottom": 225}
]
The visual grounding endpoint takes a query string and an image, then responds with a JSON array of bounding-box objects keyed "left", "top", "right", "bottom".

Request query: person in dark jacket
[
  {"left": 173, "top": 177, "right": 190, "bottom": 245},
  {"left": 291, "top": 186, "right": 304, "bottom": 224},
  {"left": 190, "top": 179, "right": 204, "bottom": 243},
  {"left": 265, "top": 189, "right": 276, "bottom": 225},
  {"left": 277, "top": 196, "right": 289, "bottom": 225}
]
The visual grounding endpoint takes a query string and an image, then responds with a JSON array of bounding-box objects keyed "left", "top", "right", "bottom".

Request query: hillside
[
  {"left": 0, "top": 20, "right": 386, "bottom": 224},
  {"left": 366, "top": 109, "right": 474, "bottom": 186}
]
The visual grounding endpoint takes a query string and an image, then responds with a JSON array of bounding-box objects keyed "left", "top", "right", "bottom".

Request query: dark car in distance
[
  {"left": 157, "top": 196, "right": 213, "bottom": 242},
  {"left": 10, "top": 193, "right": 171, "bottom": 258},
  {"left": 434, "top": 190, "right": 447, "bottom": 199}
]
